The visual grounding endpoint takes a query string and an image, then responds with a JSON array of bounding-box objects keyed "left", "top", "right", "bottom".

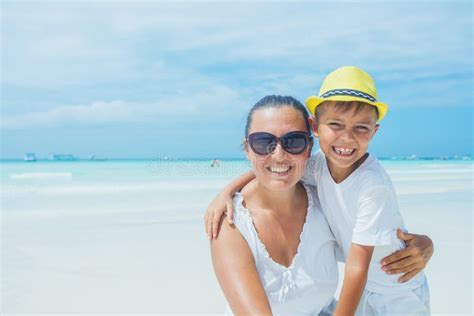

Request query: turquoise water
[
  {"left": 0, "top": 159, "right": 251, "bottom": 183},
  {"left": 1, "top": 159, "right": 472, "bottom": 188}
]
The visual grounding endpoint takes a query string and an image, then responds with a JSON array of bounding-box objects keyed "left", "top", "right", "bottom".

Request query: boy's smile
[
  {"left": 332, "top": 146, "right": 356, "bottom": 156},
  {"left": 312, "top": 104, "right": 379, "bottom": 183}
]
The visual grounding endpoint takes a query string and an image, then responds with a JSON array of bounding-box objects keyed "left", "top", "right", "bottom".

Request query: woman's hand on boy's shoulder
[{"left": 380, "top": 229, "right": 434, "bottom": 283}]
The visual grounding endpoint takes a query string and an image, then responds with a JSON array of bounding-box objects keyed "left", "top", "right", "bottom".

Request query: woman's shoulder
[
  {"left": 231, "top": 192, "right": 251, "bottom": 221},
  {"left": 212, "top": 194, "right": 258, "bottom": 254},
  {"left": 231, "top": 193, "right": 259, "bottom": 238}
]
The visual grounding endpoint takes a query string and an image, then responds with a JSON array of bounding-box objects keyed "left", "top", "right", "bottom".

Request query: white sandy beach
[{"left": 1, "top": 160, "right": 472, "bottom": 315}]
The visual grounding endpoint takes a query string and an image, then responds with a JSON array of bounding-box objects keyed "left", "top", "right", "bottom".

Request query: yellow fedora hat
[{"left": 306, "top": 66, "right": 388, "bottom": 122}]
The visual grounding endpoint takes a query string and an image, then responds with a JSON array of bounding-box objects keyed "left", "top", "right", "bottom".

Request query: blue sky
[{"left": 1, "top": 1, "right": 472, "bottom": 159}]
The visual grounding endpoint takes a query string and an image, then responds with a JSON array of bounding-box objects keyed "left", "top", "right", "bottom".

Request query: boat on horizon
[
  {"left": 24, "top": 153, "right": 37, "bottom": 162},
  {"left": 90, "top": 155, "right": 108, "bottom": 161},
  {"left": 49, "top": 153, "right": 77, "bottom": 161}
]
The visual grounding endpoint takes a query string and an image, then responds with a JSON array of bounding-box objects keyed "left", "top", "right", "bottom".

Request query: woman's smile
[{"left": 266, "top": 164, "right": 293, "bottom": 176}]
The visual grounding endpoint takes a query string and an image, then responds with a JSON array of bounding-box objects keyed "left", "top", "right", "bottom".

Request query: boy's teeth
[{"left": 334, "top": 147, "right": 355, "bottom": 155}]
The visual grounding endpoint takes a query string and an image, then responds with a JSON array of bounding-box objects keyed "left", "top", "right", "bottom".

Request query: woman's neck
[{"left": 242, "top": 180, "right": 303, "bottom": 217}]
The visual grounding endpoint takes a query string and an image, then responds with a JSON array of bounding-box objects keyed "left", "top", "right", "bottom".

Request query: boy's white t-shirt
[{"left": 302, "top": 150, "right": 426, "bottom": 294}]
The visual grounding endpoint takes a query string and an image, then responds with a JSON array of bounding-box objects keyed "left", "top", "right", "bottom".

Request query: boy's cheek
[
  {"left": 358, "top": 134, "right": 373, "bottom": 144},
  {"left": 318, "top": 128, "right": 336, "bottom": 141}
]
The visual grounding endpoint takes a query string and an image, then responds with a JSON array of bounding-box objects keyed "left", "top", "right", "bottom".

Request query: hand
[
  {"left": 204, "top": 192, "right": 234, "bottom": 239},
  {"left": 381, "top": 229, "right": 434, "bottom": 283}
]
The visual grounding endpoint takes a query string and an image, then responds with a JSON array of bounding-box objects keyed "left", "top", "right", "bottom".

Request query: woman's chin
[{"left": 261, "top": 176, "right": 300, "bottom": 191}]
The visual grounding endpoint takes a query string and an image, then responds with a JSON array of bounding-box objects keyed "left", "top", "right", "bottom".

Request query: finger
[
  {"left": 206, "top": 212, "right": 213, "bottom": 239},
  {"left": 204, "top": 212, "right": 210, "bottom": 237},
  {"left": 226, "top": 200, "right": 234, "bottom": 224},
  {"left": 386, "top": 263, "right": 418, "bottom": 276},
  {"left": 385, "top": 260, "right": 419, "bottom": 275},
  {"left": 398, "top": 268, "right": 422, "bottom": 283},
  {"left": 212, "top": 212, "right": 221, "bottom": 239},
  {"left": 383, "top": 256, "right": 418, "bottom": 272},
  {"left": 381, "top": 248, "right": 411, "bottom": 266},
  {"left": 396, "top": 228, "right": 415, "bottom": 242}
]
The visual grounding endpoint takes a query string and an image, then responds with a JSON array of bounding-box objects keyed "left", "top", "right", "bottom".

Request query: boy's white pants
[{"left": 355, "top": 281, "right": 430, "bottom": 316}]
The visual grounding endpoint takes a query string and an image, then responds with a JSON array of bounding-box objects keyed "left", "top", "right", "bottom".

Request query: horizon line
[{"left": 1, "top": 155, "right": 472, "bottom": 162}]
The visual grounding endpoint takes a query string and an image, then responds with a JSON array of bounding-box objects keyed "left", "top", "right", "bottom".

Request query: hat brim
[{"left": 305, "top": 95, "right": 388, "bottom": 123}]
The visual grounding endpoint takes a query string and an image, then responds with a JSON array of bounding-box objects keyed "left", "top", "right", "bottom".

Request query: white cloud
[
  {"left": 1, "top": 83, "right": 245, "bottom": 129},
  {"left": 2, "top": 101, "right": 132, "bottom": 129},
  {"left": 1, "top": 1, "right": 471, "bottom": 120},
  {"left": 3, "top": 2, "right": 470, "bottom": 84}
]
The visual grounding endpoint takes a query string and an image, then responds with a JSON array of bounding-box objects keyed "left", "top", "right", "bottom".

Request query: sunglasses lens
[
  {"left": 248, "top": 132, "right": 309, "bottom": 155},
  {"left": 249, "top": 133, "right": 276, "bottom": 155},
  {"left": 282, "top": 133, "right": 308, "bottom": 154}
]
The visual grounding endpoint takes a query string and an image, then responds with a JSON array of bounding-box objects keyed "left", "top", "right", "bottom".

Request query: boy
[{"left": 205, "top": 66, "right": 431, "bottom": 315}]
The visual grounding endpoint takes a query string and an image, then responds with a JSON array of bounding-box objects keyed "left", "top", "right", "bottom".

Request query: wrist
[{"left": 220, "top": 189, "right": 234, "bottom": 198}]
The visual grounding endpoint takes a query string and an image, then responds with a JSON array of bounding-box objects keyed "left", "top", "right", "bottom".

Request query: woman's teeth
[
  {"left": 267, "top": 166, "right": 291, "bottom": 174},
  {"left": 333, "top": 146, "right": 355, "bottom": 155}
]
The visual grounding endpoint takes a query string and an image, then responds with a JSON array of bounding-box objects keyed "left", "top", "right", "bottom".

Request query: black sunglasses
[{"left": 247, "top": 131, "right": 312, "bottom": 156}]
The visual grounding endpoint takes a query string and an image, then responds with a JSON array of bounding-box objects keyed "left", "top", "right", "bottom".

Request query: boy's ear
[
  {"left": 371, "top": 124, "right": 380, "bottom": 139},
  {"left": 309, "top": 115, "right": 319, "bottom": 138}
]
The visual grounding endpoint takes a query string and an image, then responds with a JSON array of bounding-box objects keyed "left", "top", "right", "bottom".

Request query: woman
[{"left": 211, "top": 96, "right": 339, "bottom": 315}]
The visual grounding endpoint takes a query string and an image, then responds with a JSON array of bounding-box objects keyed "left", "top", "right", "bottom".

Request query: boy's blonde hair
[{"left": 314, "top": 101, "right": 379, "bottom": 123}]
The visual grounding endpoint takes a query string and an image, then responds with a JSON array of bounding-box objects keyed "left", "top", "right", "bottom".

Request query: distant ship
[
  {"left": 49, "top": 154, "right": 77, "bottom": 161},
  {"left": 90, "top": 155, "right": 108, "bottom": 161},
  {"left": 24, "top": 153, "right": 37, "bottom": 162}
]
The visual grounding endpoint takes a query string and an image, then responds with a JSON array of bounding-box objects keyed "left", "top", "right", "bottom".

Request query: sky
[{"left": 1, "top": 1, "right": 472, "bottom": 159}]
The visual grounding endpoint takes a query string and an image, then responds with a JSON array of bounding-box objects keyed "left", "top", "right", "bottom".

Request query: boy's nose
[{"left": 340, "top": 129, "right": 355, "bottom": 141}]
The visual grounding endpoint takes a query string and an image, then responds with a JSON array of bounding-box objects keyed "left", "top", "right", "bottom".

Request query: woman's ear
[
  {"left": 309, "top": 115, "right": 319, "bottom": 138},
  {"left": 243, "top": 139, "right": 250, "bottom": 160}
]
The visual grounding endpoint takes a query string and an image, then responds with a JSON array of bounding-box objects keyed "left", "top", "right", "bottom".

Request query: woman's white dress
[{"left": 224, "top": 184, "right": 339, "bottom": 316}]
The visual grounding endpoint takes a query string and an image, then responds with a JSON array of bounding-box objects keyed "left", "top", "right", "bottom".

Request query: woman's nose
[{"left": 271, "top": 142, "right": 286, "bottom": 158}]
